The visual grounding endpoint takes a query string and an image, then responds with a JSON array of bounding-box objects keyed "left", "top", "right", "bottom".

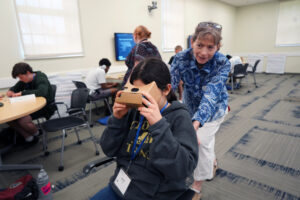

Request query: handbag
[{"left": 0, "top": 174, "right": 38, "bottom": 200}]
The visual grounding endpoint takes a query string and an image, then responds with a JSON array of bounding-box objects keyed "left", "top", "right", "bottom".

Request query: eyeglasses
[{"left": 198, "top": 22, "right": 222, "bottom": 31}]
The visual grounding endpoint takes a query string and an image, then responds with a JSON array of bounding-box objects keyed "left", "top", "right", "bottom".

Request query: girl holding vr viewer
[{"left": 91, "top": 58, "right": 198, "bottom": 200}]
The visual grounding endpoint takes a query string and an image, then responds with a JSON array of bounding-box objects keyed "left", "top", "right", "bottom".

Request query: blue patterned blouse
[{"left": 170, "top": 48, "right": 230, "bottom": 125}]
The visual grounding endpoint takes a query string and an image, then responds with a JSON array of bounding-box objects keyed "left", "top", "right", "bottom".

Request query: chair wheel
[
  {"left": 45, "top": 151, "right": 50, "bottom": 156},
  {"left": 89, "top": 124, "right": 94, "bottom": 128},
  {"left": 77, "top": 141, "right": 82, "bottom": 145},
  {"left": 96, "top": 151, "right": 99, "bottom": 156},
  {"left": 58, "top": 166, "right": 64, "bottom": 171}
]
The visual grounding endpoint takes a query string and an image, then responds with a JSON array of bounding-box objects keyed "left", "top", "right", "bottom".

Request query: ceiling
[{"left": 217, "top": 0, "right": 279, "bottom": 7}]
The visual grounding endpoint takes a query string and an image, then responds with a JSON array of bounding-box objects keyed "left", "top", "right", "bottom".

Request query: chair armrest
[
  {"left": 51, "top": 102, "right": 69, "bottom": 110},
  {"left": 47, "top": 102, "right": 67, "bottom": 118},
  {"left": 67, "top": 108, "right": 85, "bottom": 116},
  {"left": 83, "top": 157, "right": 115, "bottom": 174}
]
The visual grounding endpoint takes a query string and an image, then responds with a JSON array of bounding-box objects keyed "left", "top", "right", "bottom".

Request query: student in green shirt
[{"left": 6, "top": 62, "right": 54, "bottom": 145}]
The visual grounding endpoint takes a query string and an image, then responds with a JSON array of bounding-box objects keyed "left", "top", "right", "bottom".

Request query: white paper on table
[
  {"left": 266, "top": 55, "right": 286, "bottom": 74},
  {"left": 9, "top": 94, "right": 36, "bottom": 103}
]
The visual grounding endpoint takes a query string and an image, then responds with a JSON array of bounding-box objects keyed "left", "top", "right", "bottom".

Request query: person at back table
[
  {"left": 226, "top": 54, "right": 243, "bottom": 88},
  {"left": 85, "top": 58, "right": 118, "bottom": 101},
  {"left": 6, "top": 62, "right": 55, "bottom": 145},
  {"left": 121, "top": 25, "right": 162, "bottom": 87},
  {"left": 168, "top": 45, "right": 184, "bottom": 101},
  {"left": 226, "top": 55, "right": 243, "bottom": 74},
  {"left": 168, "top": 45, "right": 183, "bottom": 65}
]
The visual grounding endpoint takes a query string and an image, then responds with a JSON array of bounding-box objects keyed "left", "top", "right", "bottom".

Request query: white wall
[
  {"left": 0, "top": 0, "right": 163, "bottom": 79},
  {"left": 0, "top": 0, "right": 237, "bottom": 81},
  {"left": 1, "top": 0, "right": 298, "bottom": 85},
  {"left": 232, "top": 1, "right": 300, "bottom": 73},
  {"left": 0, "top": 0, "right": 22, "bottom": 79},
  {"left": 184, "top": 0, "right": 236, "bottom": 54}
]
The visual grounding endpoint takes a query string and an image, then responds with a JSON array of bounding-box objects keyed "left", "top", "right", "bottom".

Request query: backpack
[{"left": 0, "top": 174, "right": 38, "bottom": 200}]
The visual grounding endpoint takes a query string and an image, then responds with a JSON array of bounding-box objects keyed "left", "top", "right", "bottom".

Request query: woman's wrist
[{"left": 192, "top": 120, "right": 201, "bottom": 131}]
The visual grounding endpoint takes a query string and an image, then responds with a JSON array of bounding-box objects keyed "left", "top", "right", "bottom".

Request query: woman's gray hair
[{"left": 192, "top": 22, "right": 222, "bottom": 45}]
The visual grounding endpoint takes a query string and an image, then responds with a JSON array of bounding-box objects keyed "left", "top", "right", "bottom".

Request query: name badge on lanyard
[{"left": 114, "top": 168, "right": 131, "bottom": 195}]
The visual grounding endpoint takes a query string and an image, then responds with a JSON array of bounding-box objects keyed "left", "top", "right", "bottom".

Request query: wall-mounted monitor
[
  {"left": 114, "top": 33, "right": 136, "bottom": 61},
  {"left": 187, "top": 35, "right": 192, "bottom": 48}
]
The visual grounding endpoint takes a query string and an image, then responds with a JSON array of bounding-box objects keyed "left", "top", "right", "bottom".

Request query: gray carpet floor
[{"left": 0, "top": 73, "right": 299, "bottom": 200}]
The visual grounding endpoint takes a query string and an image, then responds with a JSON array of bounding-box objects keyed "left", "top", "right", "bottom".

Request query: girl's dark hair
[
  {"left": 129, "top": 58, "right": 177, "bottom": 102},
  {"left": 12, "top": 62, "right": 33, "bottom": 78}
]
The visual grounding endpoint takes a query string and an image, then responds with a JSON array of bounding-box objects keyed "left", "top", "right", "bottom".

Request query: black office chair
[
  {"left": 72, "top": 80, "right": 112, "bottom": 125},
  {"left": 34, "top": 84, "right": 61, "bottom": 122},
  {"left": 250, "top": 60, "right": 260, "bottom": 88},
  {"left": 48, "top": 84, "right": 61, "bottom": 118},
  {"left": 41, "top": 88, "right": 99, "bottom": 171},
  {"left": 230, "top": 63, "right": 250, "bottom": 94},
  {"left": 83, "top": 157, "right": 196, "bottom": 200}
]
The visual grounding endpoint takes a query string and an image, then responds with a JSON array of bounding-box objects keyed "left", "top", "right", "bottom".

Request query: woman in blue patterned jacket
[{"left": 170, "top": 22, "right": 230, "bottom": 200}]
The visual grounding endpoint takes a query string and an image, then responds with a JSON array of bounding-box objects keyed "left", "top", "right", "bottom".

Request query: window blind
[
  {"left": 162, "top": 0, "right": 185, "bottom": 52},
  {"left": 14, "top": 0, "right": 84, "bottom": 59},
  {"left": 276, "top": 0, "right": 300, "bottom": 46}
]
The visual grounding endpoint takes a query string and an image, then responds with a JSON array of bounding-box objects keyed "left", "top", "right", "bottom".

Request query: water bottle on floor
[{"left": 37, "top": 169, "right": 53, "bottom": 200}]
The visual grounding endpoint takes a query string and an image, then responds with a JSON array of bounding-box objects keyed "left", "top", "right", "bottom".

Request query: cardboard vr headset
[{"left": 115, "top": 81, "right": 161, "bottom": 108}]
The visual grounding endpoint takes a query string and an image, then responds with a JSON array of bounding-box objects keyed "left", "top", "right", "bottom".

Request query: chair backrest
[
  {"left": 243, "top": 63, "right": 249, "bottom": 70},
  {"left": 50, "top": 84, "right": 57, "bottom": 101},
  {"left": 48, "top": 84, "right": 60, "bottom": 118},
  {"left": 252, "top": 59, "right": 260, "bottom": 73},
  {"left": 233, "top": 63, "right": 248, "bottom": 76},
  {"left": 70, "top": 88, "right": 89, "bottom": 110},
  {"left": 33, "top": 84, "right": 58, "bottom": 120},
  {"left": 72, "top": 80, "right": 87, "bottom": 89}
]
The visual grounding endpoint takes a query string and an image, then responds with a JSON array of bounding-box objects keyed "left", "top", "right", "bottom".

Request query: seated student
[
  {"left": 6, "top": 62, "right": 55, "bottom": 145},
  {"left": 168, "top": 45, "right": 183, "bottom": 65},
  {"left": 91, "top": 58, "right": 198, "bottom": 200},
  {"left": 226, "top": 55, "right": 243, "bottom": 89},
  {"left": 226, "top": 54, "right": 243, "bottom": 74},
  {"left": 85, "top": 58, "right": 118, "bottom": 101}
]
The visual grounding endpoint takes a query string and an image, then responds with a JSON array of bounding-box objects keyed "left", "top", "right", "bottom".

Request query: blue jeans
[{"left": 90, "top": 185, "right": 123, "bottom": 200}]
